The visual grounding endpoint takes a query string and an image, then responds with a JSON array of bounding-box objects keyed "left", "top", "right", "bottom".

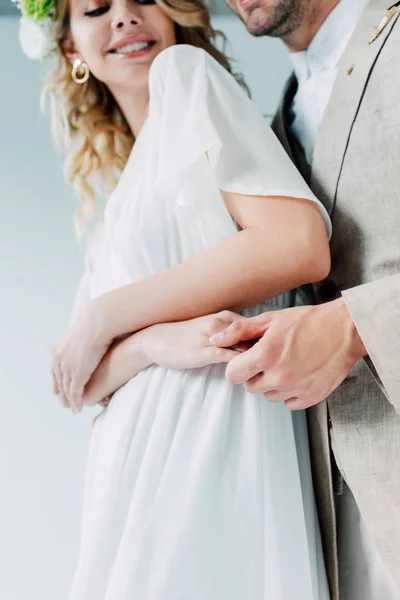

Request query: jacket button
[{"left": 317, "top": 279, "right": 338, "bottom": 302}]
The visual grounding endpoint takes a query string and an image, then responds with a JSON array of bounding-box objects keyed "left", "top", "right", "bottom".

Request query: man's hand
[{"left": 210, "top": 298, "right": 367, "bottom": 410}]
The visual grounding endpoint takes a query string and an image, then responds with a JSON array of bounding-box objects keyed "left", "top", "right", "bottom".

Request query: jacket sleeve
[{"left": 342, "top": 273, "right": 400, "bottom": 414}]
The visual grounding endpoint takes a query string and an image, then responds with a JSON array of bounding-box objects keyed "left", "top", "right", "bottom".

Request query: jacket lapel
[{"left": 312, "top": 0, "right": 400, "bottom": 215}]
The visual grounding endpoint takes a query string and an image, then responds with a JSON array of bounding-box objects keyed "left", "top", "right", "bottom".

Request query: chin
[{"left": 244, "top": 8, "right": 274, "bottom": 37}]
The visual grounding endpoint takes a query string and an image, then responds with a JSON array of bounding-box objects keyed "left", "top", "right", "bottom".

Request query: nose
[{"left": 111, "top": 0, "right": 143, "bottom": 30}]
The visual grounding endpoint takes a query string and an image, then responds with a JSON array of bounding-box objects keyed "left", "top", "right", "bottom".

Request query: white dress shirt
[{"left": 289, "top": 0, "right": 371, "bottom": 164}]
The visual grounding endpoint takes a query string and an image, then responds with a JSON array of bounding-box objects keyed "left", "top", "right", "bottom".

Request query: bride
[{"left": 17, "top": 0, "right": 331, "bottom": 596}]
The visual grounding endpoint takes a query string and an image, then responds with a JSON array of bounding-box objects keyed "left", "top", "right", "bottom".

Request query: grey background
[{"left": 0, "top": 6, "right": 292, "bottom": 599}]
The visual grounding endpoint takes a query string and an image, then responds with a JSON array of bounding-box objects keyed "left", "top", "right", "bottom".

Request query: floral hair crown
[{"left": 12, "top": 0, "right": 58, "bottom": 60}]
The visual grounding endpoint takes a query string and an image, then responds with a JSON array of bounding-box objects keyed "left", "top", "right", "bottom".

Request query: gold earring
[{"left": 71, "top": 58, "right": 90, "bottom": 84}]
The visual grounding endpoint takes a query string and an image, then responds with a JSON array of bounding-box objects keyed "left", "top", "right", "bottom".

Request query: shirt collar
[{"left": 290, "top": 0, "right": 371, "bottom": 81}]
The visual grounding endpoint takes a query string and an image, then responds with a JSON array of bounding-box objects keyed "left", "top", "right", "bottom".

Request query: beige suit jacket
[{"left": 273, "top": 2, "right": 400, "bottom": 598}]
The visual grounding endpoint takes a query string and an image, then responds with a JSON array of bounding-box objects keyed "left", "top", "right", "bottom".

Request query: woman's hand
[
  {"left": 140, "top": 311, "right": 245, "bottom": 370},
  {"left": 52, "top": 303, "right": 112, "bottom": 413},
  {"left": 80, "top": 311, "right": 246, "bottom": 410}
]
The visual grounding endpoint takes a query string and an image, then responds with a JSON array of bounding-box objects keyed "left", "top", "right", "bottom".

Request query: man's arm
[{"left": 342, "top": 274, "right": 400, "bottom": 412}]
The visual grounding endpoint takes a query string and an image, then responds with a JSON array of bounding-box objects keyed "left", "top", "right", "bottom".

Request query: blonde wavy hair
[{"left": 44, "top": 0, "right": 235, "bottom": 219}]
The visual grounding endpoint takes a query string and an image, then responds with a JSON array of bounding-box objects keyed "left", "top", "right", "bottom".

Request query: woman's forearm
[
  {"left": 95, "top": 224, "right": 328, "bottom": 343},
  {"left": 83, "top": 331, "right": 151, "bottom": 404},
  {"left": 84, "top": 313, "right": 244, "bottom": 403}
]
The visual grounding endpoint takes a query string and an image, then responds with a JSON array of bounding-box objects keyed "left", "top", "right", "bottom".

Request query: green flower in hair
[
  {"left": 20, "top": 0, "right": 55, "bottom": 21},
  {"left": 12, "top": 0, "right": 57, "bottom": 59}
]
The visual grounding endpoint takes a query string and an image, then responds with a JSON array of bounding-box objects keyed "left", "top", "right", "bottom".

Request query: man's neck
[{"left": 283, "top": 0, "right": 342, "bottom": 52}]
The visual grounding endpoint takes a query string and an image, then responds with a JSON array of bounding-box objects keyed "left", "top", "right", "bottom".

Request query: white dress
[{"left": 69, "top": 45, "right": 331, "bottom": 600}]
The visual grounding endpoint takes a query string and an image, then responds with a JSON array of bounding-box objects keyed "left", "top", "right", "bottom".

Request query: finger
[
  {"left": 54, "top": 363, "right": 70, "bottom": 408},
  {"left": 285, "top": 396, "right": 320, "bottom": 411},
  {"left": 62, "top": 373, "right": 74, "bottom": 411},
  {"left": 209, "top": 315, "right": 271, "bottom": 348},
  {"left": 58, "top": 393, "right": 70, "bottom": 408},
  {"left": 56, "top": 391, "right": 69, "bottom": 408},
  {"left": 214, "top": 348, "right": 241, "bottom": 363},
  {"left": 52, "top": 368, "right": 68, "bottom": 407},
  {"left": 69, "top": 381, "right": 85, "bottom": 413},
  {"left": 245, "top": 373, "right": 292, "bottom": 395},
  {"left": 263, "top": 390, "right": 296, "bottom": 403},
  {"left": 52, "top": 362, "right": 63, "bottom": 396},
  {"left": 214, "top": 310, "right": 243, "bottom": 325},
  {"left": 225, "top": 343, "right": 265, "bottom": 384},
  {"left": 52, "top": 370, "right": 59, "bottom": 396},
  {"left": 231, "top": 341, "right": 257, "bottom": 352},
  {"left": 70, "top": 369, "right": 92, "bottom": 412},
  {"left": 202, "top": 347, "right": 241, "bottom": 366},
  {"left": 204, "top": 311, "right": 243, "bottom": 338},
  {"left": 244, "top": 372, "right": 270, "bottom": 394}
]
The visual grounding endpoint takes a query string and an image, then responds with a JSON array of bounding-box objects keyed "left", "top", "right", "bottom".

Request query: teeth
[{"left": 115, "top": 42, "right": 151, "bottom": 54}]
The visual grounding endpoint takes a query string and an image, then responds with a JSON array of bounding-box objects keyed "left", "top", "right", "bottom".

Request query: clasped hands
[{"left": 52, "top": 297, "right": 367, "bottom": 413}]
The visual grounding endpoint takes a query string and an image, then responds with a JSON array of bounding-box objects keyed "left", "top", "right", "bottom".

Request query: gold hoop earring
[{"left": 71, "top": 58, "right": 90, "bottom": 84}]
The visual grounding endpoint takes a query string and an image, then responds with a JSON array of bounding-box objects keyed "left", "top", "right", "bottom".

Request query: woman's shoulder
[
  {"left": 151, "top": 44, "right": 207, "bottom": 72},
  {"left": 149, "top": 44, "right": 226, "bottom": 88},
  {"left": 148, "top": 44, "right": 245, "bottom": 121},
  {"left": 147, "top": 45, "right": 218, "bottom": 184},
  {"left": 148, "top": 45, "right": 211, "bottom": 117}
]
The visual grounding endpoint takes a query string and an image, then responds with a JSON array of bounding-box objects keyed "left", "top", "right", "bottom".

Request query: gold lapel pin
[{"left": 369, "top": 2, "right": 400, "bottom": 45}]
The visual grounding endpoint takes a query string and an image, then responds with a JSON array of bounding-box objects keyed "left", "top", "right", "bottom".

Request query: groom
[{"left": 216, "top": 1, "right": 400, "bottom": 599}]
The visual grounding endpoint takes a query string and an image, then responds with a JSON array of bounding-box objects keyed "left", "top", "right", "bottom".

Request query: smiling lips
[{"left": 108, "top": 34, "right": 156, "bottom": 57}]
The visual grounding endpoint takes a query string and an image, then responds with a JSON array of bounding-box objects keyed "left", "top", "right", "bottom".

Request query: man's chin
[{"left": 242, "top": 7, "right": 272, "bottom": 37}]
